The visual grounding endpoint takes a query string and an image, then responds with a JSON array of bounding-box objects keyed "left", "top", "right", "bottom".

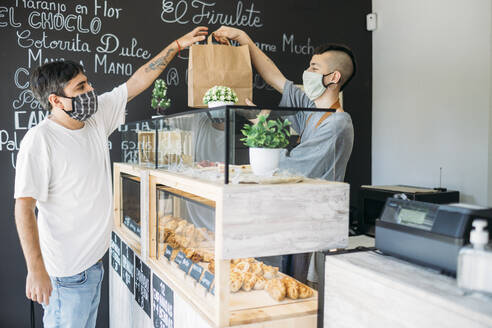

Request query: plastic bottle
[{"left": 457, "top": 219, "right": 492, "bottom": 294}]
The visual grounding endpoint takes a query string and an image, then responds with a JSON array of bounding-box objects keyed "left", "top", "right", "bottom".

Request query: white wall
[{"left": 372, "top": 0, "right": 492, "bottom": 206}]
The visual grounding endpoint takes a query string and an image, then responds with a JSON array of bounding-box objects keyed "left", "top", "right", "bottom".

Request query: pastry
[
  {"left": 253, "top": 275, "right": 266, "bottom": 290},
  {"left": 191, "top": 252, "right": 203, "bottom": 263},
  {"left": 265, "top": 278, "right": 286, "bottom": 301},
  {"left": 298, "top": 284, "right": 313, "bottom": 299},
  {"left": 262, "top": 264, "right": 279, "bottom": 280},
  {"left": 184, "top": 248, "right": 195, "bottom": 259},
  {"left": 164, "top": 219, "right": 178, "bottom": 231},
  {"left": 170, "top": 249, "right": 179, "bottom": 261},
  {"left": 166, "top": 234, "right": 179, "bottom": 248},
  {"left": 208, "top": 259, "right": 215, "bottom": 274},
  {"left": 241, "top": 272, "right": 257, "bottom": 292},
  {"left": 233, "top": 261, "right": 250, "bottom": 273},
  {"left": 249, "top": 262, "right": 263, "bottom": 275},
  {"left": 282, "top": 277, "right": 299, "bottom": 299},
  {"left": 230, "top": 272, "right": 243, "bottom": 292},
  {"left": 184, "top": 224, "right": 195, "bottom": 239}
]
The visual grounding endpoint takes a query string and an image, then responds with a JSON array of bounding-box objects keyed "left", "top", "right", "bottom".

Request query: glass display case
[{"left": 119, "top": 105, "right": 339, "bottom": 184}]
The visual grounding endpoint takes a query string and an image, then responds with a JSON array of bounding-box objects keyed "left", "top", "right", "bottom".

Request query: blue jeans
[{"left": 43, "top": 261, "right": 104, "bottom": 328}]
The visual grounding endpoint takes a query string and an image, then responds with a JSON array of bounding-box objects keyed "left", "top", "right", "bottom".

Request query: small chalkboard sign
[
  {"left": 200, "top": 271, "right": 214, "bottom": 292},
  {"left": 164, "top": 245, "right": 173, "bottom": 261},
  {"left": 174, "top": 251, "right": 185, "bottom": 266},
  {"left": 121, "top": 241, "right": 135, "bottom": 295},
  {"left": 110, "top": 232, "right": 122, "bottom": 276},
  {"left": 152, "top": 273, "right": 174, "bottom": 328},
  {"left": 135, "top": 256, "right": 151, "bottom": 318},
  {"left": 179, "top": 257, "right": 193, "bottom": 274},
  {"left": 189, "top": 264, "right": 204, "bottom": 282}
]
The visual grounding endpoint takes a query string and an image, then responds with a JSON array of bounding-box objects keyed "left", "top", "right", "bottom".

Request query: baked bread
[
  {"left": 233, "top": 261, "right": 250, "bottom": 273},
  {"left": 249, "top": 262, "right": 263, "bottom": 275},
  {"left": 230, "top": 272, "right": 243, "bottom": 292},
  {"left": 241, "top": 272, "right": 257, "bottom": 292},
  {"left": 253, "top": 275, "right": 266, "bottom": 290},
  {"left": 265, "top": 278, "right": 286, "bottom": 301},
  {"left": 298, "top": 284, "right": 313, "bottom": 299},
  {"left": 282, "top": 277, "right": 299, "bottom": 299},
  {"left": 208, "top": 259, "right": 215, "bottom": 274},
  {"left": 262, "top": 264, "right": 279, "bottom": 280}
]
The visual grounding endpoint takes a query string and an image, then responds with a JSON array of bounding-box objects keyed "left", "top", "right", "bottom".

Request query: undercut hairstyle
[
  {"left": 30, "top": 60, "right": 84, "bottom": 111},
  {"left": 314, "top": 44, "right": 356, "bottom": 91}
]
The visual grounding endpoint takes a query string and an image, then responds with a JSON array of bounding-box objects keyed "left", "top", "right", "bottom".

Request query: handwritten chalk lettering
[
  {"left": 94, "top": 54, "right": 133, "bottom": 76},
  {"left": 94, "top": 0, "right": 122, "bottom": 19},
  {"left": 17, "top": 30, "right": 91, "bottom": 53},
  {"left": 16, "top": 0, "right": 66, "bottom": 12},
  {"left": 14, "top": 68, "right": 29, "bottom": 89},
  {"left": 28, "top": 11, "right": 101, "bottom": 34},
  {"left": 28, "top": 48, "right": 65, "bottom": 69},
  {"left": 282, "top": 33, "right": 314, "bottom": 55},
  {"left": 75, "top": 4, "right": 88, "bottom": 15},
  {"left": 119, "top": 38, "right": 151, "bottom": 60},
  {"left": 255, "top": 41, "right": 276, "bottom": 53},
  {"left": 161, "top": 0, "right": 189, "bottom": 24},
  {"left": 166, "top": 67, "right": 179, "bottom": 86},
  {"left": 191, "top": 0, "right": 263, "bottom": 27},
  {"left": 11, "top": 151, "right": 17, "bottom": 169},
  {"left": 14, "top": 110, "right": 47, "bottom": 130},
  {"left": 0, "top": 130, "right": 19, "bottom": 151},
  {"left": 12, "top": 89, "right": 43, "bottom": 110},
  {"left": 97, "top": 33, "right": 119, "bottom": 54},
  {"left": 0, "top": 7, "right": 21, "bottom": 28}
]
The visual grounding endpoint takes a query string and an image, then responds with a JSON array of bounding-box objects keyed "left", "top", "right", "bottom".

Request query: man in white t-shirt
[{"left": 14, "top": 27, "right": 208, "bottom": 327}]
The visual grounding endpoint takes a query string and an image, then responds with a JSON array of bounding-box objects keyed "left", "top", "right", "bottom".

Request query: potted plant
[
  {"left": 151, "top": 79, "right": 171, "bottom": 115},
  {"left": 241, "top": 114, "right": 291, "bottom": 176}
]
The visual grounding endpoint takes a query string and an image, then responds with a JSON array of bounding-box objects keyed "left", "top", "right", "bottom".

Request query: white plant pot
[
  {"left": 207, "top": 101, "right": 235, "bottom": 108},
  {"left": 249, "top": 148, "right": 283, "bottom": 176}
]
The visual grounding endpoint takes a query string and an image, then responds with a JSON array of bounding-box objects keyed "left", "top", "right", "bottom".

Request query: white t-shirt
[{"left": 14, "top": 84, "right": 127, "bottom": 277}]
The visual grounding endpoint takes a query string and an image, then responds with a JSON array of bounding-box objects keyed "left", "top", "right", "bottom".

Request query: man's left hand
[{"left": 176, "top": 27, "right": 208, "bottom": 49}]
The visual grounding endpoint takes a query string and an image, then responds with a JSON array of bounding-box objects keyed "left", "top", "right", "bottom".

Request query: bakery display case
[
  {"left": 112, "top": 105, "right": 346, "bottom": 327},
  {"left": 147, "top": 166, "right": 349, "bottom": 327},
  {"left": 113, "top": 163, "right": 145, "bottom": 254}
]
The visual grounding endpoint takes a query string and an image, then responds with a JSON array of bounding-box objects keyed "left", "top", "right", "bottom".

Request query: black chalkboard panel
[
  {"left": 121, "top": 241, "right": 135, "bottom": 294},
  {"left": 110, "top": 232, "right": 122, "bottom": 276},
  {"left": 152, "top": 273, "right": 174, "bottom": 328},
  {"left": 134, "top": 255, "right": 151, "bottom": 317},
  {"left": 0, "top": 1, "right": 371, "bottom": 327}
]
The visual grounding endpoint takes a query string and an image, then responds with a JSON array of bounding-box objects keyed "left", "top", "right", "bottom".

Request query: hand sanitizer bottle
[{"left": 457, "top": 219, "right": 492, "bottom": 294}]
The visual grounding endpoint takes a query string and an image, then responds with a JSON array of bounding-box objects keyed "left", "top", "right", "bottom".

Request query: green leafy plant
[
  {"left": 151, "top": 79, "right": 171, "bottom": 110},
  {"left": 241, "top": 115, "right": 291, "bottom": 148},
  {"left": 203, "top": 86, "right": 238, "bottom": 105}
]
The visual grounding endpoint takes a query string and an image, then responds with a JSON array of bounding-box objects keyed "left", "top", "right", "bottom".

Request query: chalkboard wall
[{"left": 0, "top": 0, "right": 371, "bottom": 326}]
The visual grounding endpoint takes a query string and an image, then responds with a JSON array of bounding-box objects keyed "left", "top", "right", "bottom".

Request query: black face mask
[{"left": 58, "top": 90, "right": 98, "bottom": 121}]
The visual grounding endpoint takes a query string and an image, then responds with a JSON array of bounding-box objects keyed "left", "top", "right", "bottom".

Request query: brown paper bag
[{"left": 188, "top": 35, "right": 252, "bottom": 108}]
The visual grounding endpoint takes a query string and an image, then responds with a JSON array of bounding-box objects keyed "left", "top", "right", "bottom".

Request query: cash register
[{"left": 375, "top": 198, "right": 492, "bottom": 275}]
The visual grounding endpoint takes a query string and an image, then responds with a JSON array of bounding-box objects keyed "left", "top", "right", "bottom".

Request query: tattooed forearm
[{"left": 144, "top": 48, "right": 176, "bottom": 72}]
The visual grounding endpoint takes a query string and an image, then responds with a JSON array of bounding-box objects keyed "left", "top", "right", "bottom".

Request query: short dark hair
[
  {"left": 314, "top": 44, "right": 357, "bottom": 91},
  {"left": 30, "top": 60, "right": 84, "bottom": 111}
]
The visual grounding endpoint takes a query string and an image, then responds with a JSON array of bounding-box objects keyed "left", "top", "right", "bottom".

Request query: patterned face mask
[{"left": 59, "top": 90, "right": 98, "bottom": 121}]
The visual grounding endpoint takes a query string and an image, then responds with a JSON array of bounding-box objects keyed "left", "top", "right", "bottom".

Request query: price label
[
  {"left": 200, "top": 271, "right": 214, "bottom": 291},
  {"left": 189, "top": 264, "right": 204, "bottom": 282},
  {"left": 180, "top": 257, "right": 193, "bottom": 274},
  {"left": 174, "top": 251, "right": 185, "bottom": 266},
  {"left": 164, "top": 245, "right": 173, "bottom": 261}
]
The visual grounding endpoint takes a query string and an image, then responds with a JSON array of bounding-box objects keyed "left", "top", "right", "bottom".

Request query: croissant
[
  {"left": 249, "top": 262, "right": 263, "bottom": 275},
  {"left": 281, "top": 277, "right": 299, "bottom": 299},
  {"left": 298, "top": 284, "right": 313, "bottom": 299},
  {"left": 166, "top": 234, "right": 179, "bottom": 248},
  {"left": 262, "top": 264, "right": 279, "bottom": 280},
  {"left": 230, "top": 272, "right": 243, "bottom": 292},
  {"left": 241, "top": 272, "right": 257, "bottom": 292},
  {"left": 233, "top": 261, "right": 250, "bottom": 273},
  {"left": 265, "top": 278, "right": 286, "bottom": 301},
  {"left": 191, "top": 252, "right": 203, "bottom": 263},
  {"left": 253, "top": 275, "right": 266, "bottom": 290}
]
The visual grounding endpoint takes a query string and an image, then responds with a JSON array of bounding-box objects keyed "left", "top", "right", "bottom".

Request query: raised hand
[
  {"left": 213, "top": 26, "right": 249, "bottom": 45},
  {"left": 177, "top": 26, "right": 208, "bottom": 49}
]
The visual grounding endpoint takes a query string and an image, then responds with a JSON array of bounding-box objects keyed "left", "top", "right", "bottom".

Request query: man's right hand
[
  {"left": 26, "top": 268, "right": 52, "bottom": 305},
  {"left": 213, "top": 26, "right": 250, "bottom": 45}
]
